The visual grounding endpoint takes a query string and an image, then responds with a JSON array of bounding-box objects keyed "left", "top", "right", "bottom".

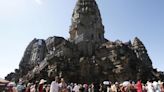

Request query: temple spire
[{"left": 69, "top": 0, "right": 105, "bottom": 44}]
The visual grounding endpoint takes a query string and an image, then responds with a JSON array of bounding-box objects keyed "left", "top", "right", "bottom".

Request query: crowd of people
[{"left": 3, "top": 77, "right": 164, "bottom": 92}]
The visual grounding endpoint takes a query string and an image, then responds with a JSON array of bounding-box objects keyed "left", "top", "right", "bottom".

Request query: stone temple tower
[
  {"left": 69, "top": 0, "right": 105, "bottom": 56},
  {"left": 69, "top": 0, "right": 105, "bottom": 43}
]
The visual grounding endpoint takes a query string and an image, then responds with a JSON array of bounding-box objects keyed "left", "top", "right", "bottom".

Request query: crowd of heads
[{"left": 3, "top": 77, "right": 164, "bottom": 92}]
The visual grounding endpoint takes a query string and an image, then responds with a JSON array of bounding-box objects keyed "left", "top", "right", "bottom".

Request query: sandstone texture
[{"left": 5, "top": 0, "right": 164, "bottom": 83}]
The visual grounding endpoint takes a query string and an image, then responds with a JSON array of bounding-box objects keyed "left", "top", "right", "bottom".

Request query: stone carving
[
  {"left": 69, "top": 0, "right": 106, "bottom": 56},
  {"left": 5, "top": 0, "right": 164, "bottom": 83}
]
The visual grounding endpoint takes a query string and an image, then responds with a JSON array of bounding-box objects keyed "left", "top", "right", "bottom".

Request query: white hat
[
  {"left": 39, "top": 79, "right": 46, "bottom": 84},
  {"left": 7, "top": 82, "right": 16, "bottom": 87}
]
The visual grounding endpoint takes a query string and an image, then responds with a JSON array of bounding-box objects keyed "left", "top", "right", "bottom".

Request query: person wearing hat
[
  {"left": 39, "top": 79, "right": 47, "bottom": 92},
  {"left": 7, "top": 82, "right": 17, "bottom": 92}
]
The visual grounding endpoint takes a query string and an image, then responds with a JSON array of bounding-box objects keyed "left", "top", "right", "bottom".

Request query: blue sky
[{"left": 0, "top": 0, "right": 164, "bottom": 78}]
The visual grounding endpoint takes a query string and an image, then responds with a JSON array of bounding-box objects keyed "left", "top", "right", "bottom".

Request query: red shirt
[
  {"left": 39, "top": 84, "right": 44, "bottom": 92},
  {"left": 136, "top": 80, "right": 142, "bottom": 92}
]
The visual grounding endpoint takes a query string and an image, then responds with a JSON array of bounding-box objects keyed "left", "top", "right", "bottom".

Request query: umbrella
[
  {"left": 0, "top": 78, "right": 9, "bottom": 84},
  {"left": 122, "top": 81, "right": 130, "bottom": 87},
  {"left": 103, "top": 81, "right": 110, "bottom": 85}
]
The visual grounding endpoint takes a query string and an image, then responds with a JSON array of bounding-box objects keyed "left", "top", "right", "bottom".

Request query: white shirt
[
  {"left": 147, "top": 82, "right": 154, "bottom": 92},
  {"left": 50, "top": 81, "right": 60, "bottom": 92},
  {"left": 153, "top": 81, "right": 160, "bottom": 92},
  {"left": 30, "top": 85, "right": 36, "bottom": 92},
  {"left": 73, "top": 85, "right": 80, "bottom": 92}
]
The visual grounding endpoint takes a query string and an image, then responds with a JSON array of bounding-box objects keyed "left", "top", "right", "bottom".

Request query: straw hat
[{"left": 39, "top": 79, "right": 46, "bottom": 84}]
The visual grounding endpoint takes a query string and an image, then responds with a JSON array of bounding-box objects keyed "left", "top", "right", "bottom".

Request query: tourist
[
  {"left": 67, "top": 83, "right": 73, "bottom": 92},
  {"left": 30, "top": 84, "right": 36, "bottom": 92},
  {"left": 73, "top": 83, "right": 80, "bottom": 92},
  {"left": 7, "top": 82, "right": 17, "bottom": 92},
  {"left": 120, "top": 84, "right": 126, "bottom": 92},
  {"left": 126, "top": 81, "right": 136, "bottom": 92},
  {"left": 106, "top": 84, "right": 112, "bottom": 92},
  {"left": 25, "top": 83, "right": 31, "bottom": 92},
  {"left": 35, "top": 81, "right": 39, "bottom": 92},
  {"left": 146, "top": 80, "right": 154, "bottom": 92},
  {"left": 39, "top": 79, "right": 47, "bottom": 92},
  {"left": 50, "top": 76, "right": 60, "bottom": 92},
  {"left": 142, "top": 84, "right": 147, "bottom": 92},
  {"left": 136, "top": 79, "right": 142, "bottom": 92},
  {"left": 17, "top": 79, "right": 25, "bottom": 92},
  {"left": 88, "top": 83, "right": 94, "bottom": 92},
  {"left": 160, "top": 82, "right": 164, "bottom": 92},
  {"left": 153, "top": 80, "right": 160, "bottom": 92},
  {"left": 59, "top": 78, "right": 68, "bottom": 92},
  {"left": 93, "top": 82, "right": 100, "bottom": 92},
  {"left": 45, "top": 84, "right": 50, "bottom": 92},
  {"left": 111, "top": 83, "right": 118, "bottom": 92},
  {"left": 79, "top": 86, "right": 85, "bottom": 92}
]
